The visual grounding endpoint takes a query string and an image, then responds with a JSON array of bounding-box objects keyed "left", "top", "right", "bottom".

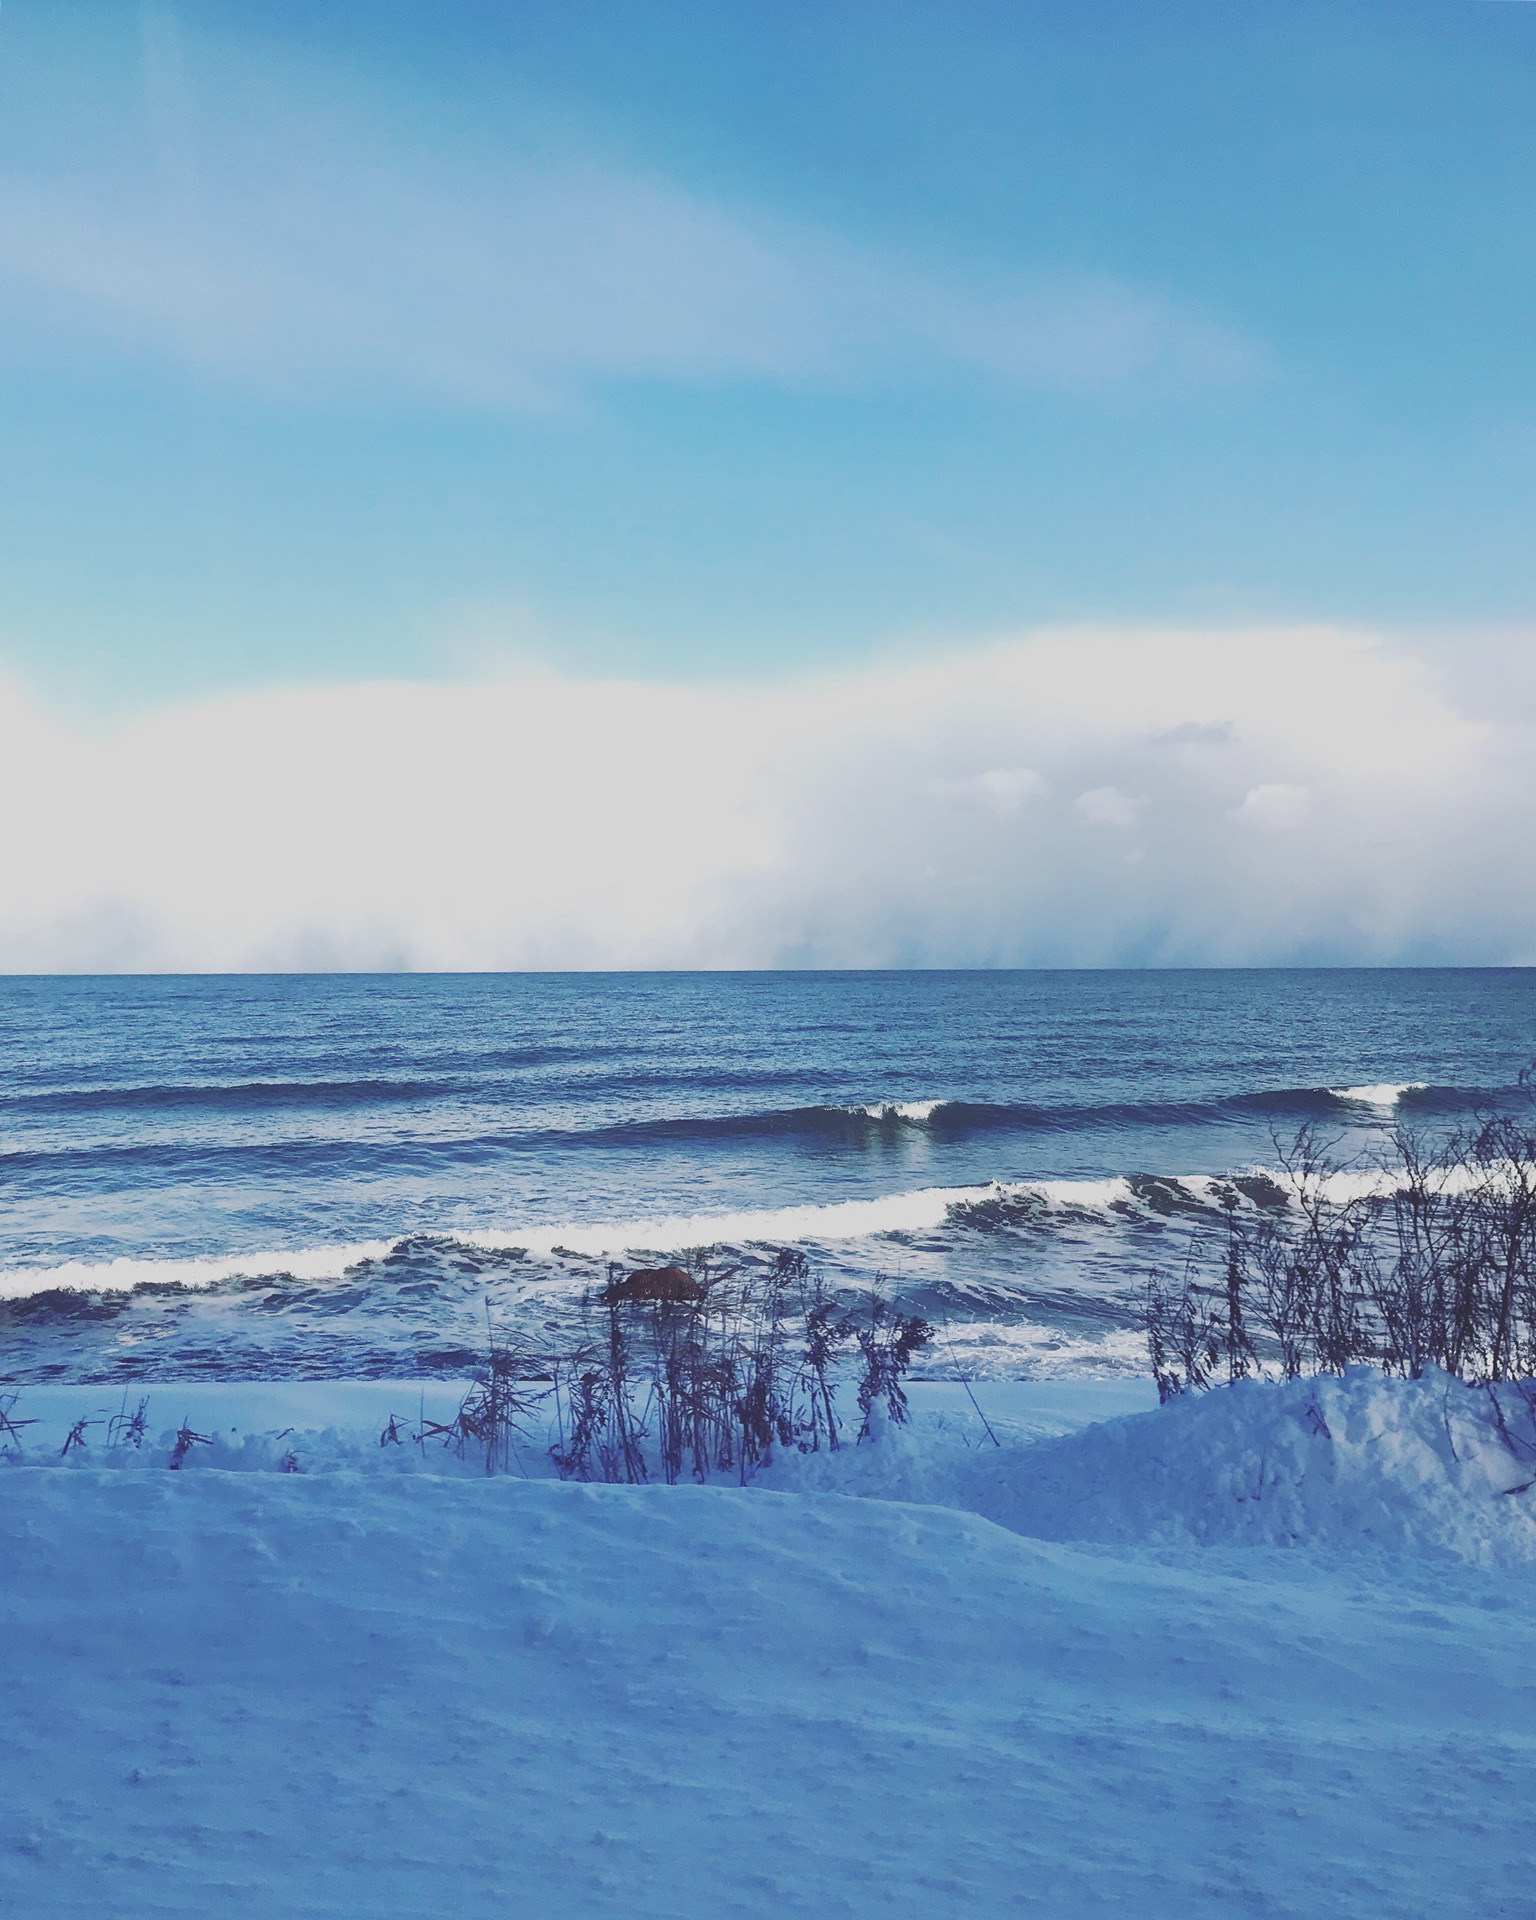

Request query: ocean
[{"left": 2, "top": 969, "right": 1532, "bottom": 1383}]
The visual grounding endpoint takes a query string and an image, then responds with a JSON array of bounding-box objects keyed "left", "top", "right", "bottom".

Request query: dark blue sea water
[{"left": 2, "top": 971, "right": 1533, "bottom": 1381}]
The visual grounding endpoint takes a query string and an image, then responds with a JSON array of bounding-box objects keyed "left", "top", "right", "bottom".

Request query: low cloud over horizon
[{"left": 4, "top": 625, "right": 1533, "bottom": 973}]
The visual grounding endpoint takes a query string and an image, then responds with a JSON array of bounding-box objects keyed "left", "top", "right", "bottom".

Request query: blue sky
[{"left": 2, "top": 0, "right": 1535, "bottom": 710}]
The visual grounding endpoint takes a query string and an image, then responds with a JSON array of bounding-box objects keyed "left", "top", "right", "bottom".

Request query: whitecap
[
  {"left": 1327, "top": 1082, "right": 1426, "bottom": 1109},
  {"left": 459, "top": 1185, "right": 974, "bottom": 1259},
  {"left": 0, "top": 1239, "right": 398, "bottom": 1304},
  {"left": 0, "top": 1190, "right": 983, "bottom": 1302},
  {"left": 848, "top": 1099, "right": 948, "bottom": 1123}
]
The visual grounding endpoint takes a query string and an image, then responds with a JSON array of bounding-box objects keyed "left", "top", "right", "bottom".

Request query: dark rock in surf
[{"left": 601, "top": 1265, "right": 704, "bottom": 1306}]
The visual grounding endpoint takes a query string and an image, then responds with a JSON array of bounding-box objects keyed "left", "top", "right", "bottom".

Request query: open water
[{"left": 1, "top": 970, "right": 1533, "bottom": 1381}]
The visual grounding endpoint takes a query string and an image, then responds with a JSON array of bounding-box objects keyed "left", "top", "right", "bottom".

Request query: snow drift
[
  {"left": 5, "top": 1374, "right": 1536, "bottom": 1915},
  {"left": 1010, "top": 1369, "right": 1536, "bottom": 1562},
  {"left": 13, "top": 1371, "right": 1536, "bottom": 1564},
  {"left": 767, "top": 1370, "right": 1536, "bottom": 1566}
]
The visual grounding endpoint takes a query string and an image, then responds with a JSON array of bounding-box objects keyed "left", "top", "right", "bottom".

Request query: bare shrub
[
  {"left": 108, "top": 1396, "right": 149, "bottom": 1449},
  {"left": 547, "top": 1249, "right": 927, "bottom": 1483},
  {"left": 168, "top": 1421, "right": 211, "bottom": 1469},
  {"left": 1140, "top": 1073, "right": 1536, "bottom": 1397},
  {"left": 1142, "top": 1265, "right": 1221, "bottom": 1402},
  {"left": 548, "top": 1266, "right": 650, "bottom": 1483},
  {"left": 850, "top": 1290, "right": 933, "bottom": 1437},
  {"left": 414, "top": 1310, "right": 546, "bottom": 1475},
  {"left": 1462, "top": 1104, "right": 1536, "bottom": 1380},
  {"left": 796, "top": 1265, "right": 851, "bottom": 1452},
  {"left": 1216, "top": 1200, "right": 1258, "bottom": 1383},
  {"left": 0, "top": 1389, "right": 36, "bottom": 1455}
]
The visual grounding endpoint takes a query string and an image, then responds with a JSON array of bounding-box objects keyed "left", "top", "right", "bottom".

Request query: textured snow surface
[{"left": 3, "top": 1375, "right": 1536, "bottom": 1916}]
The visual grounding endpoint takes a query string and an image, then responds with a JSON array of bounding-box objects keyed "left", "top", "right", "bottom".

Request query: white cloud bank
[{"left": 2, "top": 626, "right": 1532, "bottom": 971}]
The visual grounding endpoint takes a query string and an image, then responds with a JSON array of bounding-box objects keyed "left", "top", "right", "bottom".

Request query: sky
[{"left": 1, "top": 0, "right": 1534, "bottom": 968}]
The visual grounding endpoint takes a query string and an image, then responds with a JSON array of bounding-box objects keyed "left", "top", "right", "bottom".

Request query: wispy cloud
[
  {"left": 0, "top": 626, "right": 1526, "bottom": 971},
  {"left": 0, "top": 20, "right": 1261, "bottom": 409},
  {"left": 1074, "top": 786, "right": 1146, "bottom": 830}
]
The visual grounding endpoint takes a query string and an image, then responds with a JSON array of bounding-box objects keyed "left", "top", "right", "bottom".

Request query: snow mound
[{"left": 964, "top": 1370, "right": 1536, "bottom": 1564}]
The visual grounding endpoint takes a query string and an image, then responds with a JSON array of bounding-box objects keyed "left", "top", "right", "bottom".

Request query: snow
[{"left": 4, "top": 1374, "right": 1536, "bottom": 1915}]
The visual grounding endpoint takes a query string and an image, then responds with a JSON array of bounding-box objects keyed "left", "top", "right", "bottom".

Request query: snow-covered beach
[{"left": 5, "top": 1373, "right": 1536, "bottom": 1917}]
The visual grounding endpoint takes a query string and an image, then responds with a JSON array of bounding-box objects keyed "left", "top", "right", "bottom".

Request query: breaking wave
[
  {"left": 569, "top": 1083, "right": 1481, "bottom": 1148},
  {"left": 0, "top": 1165, "right": 1318, "bottom": 1305},
  {"left": 1326, "top": 1081, "right": 1428, "bottom": 1109},
  {"left": 848, "top": 1099, "right": 948, "bottom": 1123}
]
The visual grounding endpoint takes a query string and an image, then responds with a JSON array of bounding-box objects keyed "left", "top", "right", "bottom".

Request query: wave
[
  {"left": 1326, "top": 1082, "right": 1427, "bottom": 1109},
  {"left": 848, "top": 1099, "right": 947, "bottom": 1123},
  {"left": 575, "top": 1083, "right": 1484, "bottom": 1147},
  {"left": 0, "top": 1187, "right": 984, "bottom": 1303},
  {"left": 454, "top": 1170, "right": 1295, "bottom": 1257},
  {"left": 0, "top": 1167, "right": 1296, "bottom": 1304},
  {"left": 571, "top": 1099, "right": 963, "bottom": 1145},
  {"left": 0, "top": 1078, "right": 450, "bottom": 1117},
  {"left": 0, "top": 1239, "right": 400, "bottom": 1305}
]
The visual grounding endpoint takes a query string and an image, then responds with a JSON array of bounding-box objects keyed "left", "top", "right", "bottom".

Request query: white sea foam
[
  {"left": 928, "top": 1319, "right": 1150, "bottom": 1380},
  {"left": 0, "top": 1240, "right": 397, "bottom": 1304},
  {"left": 1328, "top": 1082, "right": 1426, "bottom": 1108},
  {"left": 1028, "top": 1175, "right": 1137, "bottom": 1211},
  {"left": 459, "top": 1185, "right": 973, "bottom": 1260},
  {"left": 849, "top": 1099, "right": 947, "bottom": 1123}
]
